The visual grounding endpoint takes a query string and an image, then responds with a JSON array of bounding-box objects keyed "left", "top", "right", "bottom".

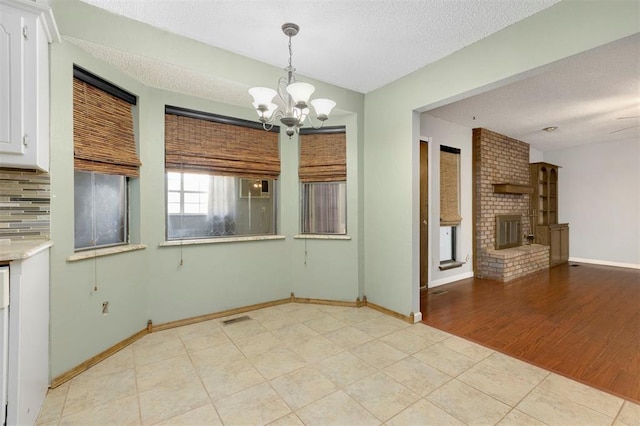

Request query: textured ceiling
[
  {"left": 65, "top": 36, "right": 251, "bottom": 107},
  {"left": 71, "top": 0, "right": 638, "bottom": 152},
  {"left": 427, "top": 34, "right": 640, "bottom": 152},
  {"left": 78, "top": 0, "right": 561, "bottom": 94}
]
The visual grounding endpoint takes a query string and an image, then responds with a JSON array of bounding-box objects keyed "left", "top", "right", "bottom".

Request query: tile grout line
[
  {"left": 132, "top": 348, "right": 143, "bottom": 426},
  {"left": 535, "top": 378, "right": 623, "bottom": 423},
  {"left": 199, "top": 319, "right": 263, "bottom": 422},
  {"left": 491, "top": 368, "right": 552, "bottom": 426},
  {"left": 610, "top": 401, "right": 626, "bottom": 426},
  {"left": 455, "top": 354, "right": 551, "bottom": 413},
  {"left": 336, "top": 332, "right": 404, "bottom": 424},
  {"left": 178, "top": 330, "right": 226, "bottom": 425},
  {"left": 51, "top": 371, "right": 70, "bottom": 424},
  {"left": 205, "top": 313, "right": 348, "bottom": 421},
  {"left": 415, "top": 337, "right": 543, "bottom": 425},
  {"left": 218, "top": 309, "right": 321, "bottom": 421},
  {"left": 417, "top": 359, "right": 488, "bottom": 425},
  {"left": 56, "top": 383, "right": 70, "bottom": 426},
  {"left": 256, "top": 307, "right": 346, "bottom": 422},
  {"left": 266, "top": 308, "right": 401, "bottom": 423},
  {"left": 259, "top": 308, "right": 348, "bottom": 418}
]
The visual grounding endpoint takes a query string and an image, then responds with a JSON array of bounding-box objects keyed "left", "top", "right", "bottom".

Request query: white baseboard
[
  {"left": 413, "top": 312, "right": 423, "bottom": 323},
  {"left": 569, "top": 257, "right": 640, "bottom": 270},
  {"left": 429, "top": 271, "right": 474, "bottom": 288}
]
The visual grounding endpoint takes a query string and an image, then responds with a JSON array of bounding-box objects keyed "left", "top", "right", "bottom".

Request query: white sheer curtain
[
  {"left": 302, "top": 182, "right": 346, "bottom": 234},
  {"left": 211, "top": 176, "right": 236, "bottom": 217},
  {"left": 210, "top": 176, "right": 236, "bottom": 235}
]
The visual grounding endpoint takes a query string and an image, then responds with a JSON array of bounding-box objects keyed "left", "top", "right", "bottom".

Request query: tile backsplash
[{"left": 0, "top": 167, "right": 50, "bottom": 240}]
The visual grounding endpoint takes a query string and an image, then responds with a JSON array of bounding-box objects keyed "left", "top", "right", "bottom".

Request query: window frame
[
  {"left": 439, "top": 225, "right": 457, "bottom": 264},
  {"left": 74, "top": 171, "right": 129, "bottom": 252},
  {"left": 165, "top": 172, "right": 278, "bottom": 241},
  {"left": 300, "top": 180, "right": 347, "bottom": 236}
]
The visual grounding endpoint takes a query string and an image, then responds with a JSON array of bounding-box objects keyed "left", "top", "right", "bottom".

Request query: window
[
  {"left": 73, "top": 67, "right": 139, "bottom": 251},
  {"left": 301, "top": 182, "right": 346, "bottom": 234},
  {"left": 166, "top": 173, "right": 276, "bottom": 239},
  {"left": 164, "top": 106, "right": 280, "bottom": 240},
  {"left": 74, "top": 172, "right": 127, "bottom": 249},
  {"left": 440, "top": 145, "right": 461, "bottom": 267},
  {"left": 167, "top": 172, "right": 209, "bottom": 215},
  {"left": 439, "top": 226, "right": 457, "bottom": 263},
  {"left": 299, "top": 127, "right": 347, "bottom": 235}
]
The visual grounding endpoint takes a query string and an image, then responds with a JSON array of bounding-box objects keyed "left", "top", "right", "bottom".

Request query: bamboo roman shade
[
  {"left": 164, "top": 111, "right": 280, "bottom": 178},
  {"left": 440, "top": 147, "right": 462, "bottom": 226},
  {"left": 299, "top": 129, "right": 346, "bottom": 182},
  {"left": 73, "top": 76, "right": 140, "bottom": 178}
]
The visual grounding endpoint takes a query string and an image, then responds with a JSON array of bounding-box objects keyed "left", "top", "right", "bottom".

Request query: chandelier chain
[{"left": 288, "top": 34, "right": 293, "bottom": 71}]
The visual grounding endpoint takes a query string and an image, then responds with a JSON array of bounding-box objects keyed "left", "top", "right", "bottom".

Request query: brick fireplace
[{"left": 473, "top": 128, "right": 549, "bottom": 282}]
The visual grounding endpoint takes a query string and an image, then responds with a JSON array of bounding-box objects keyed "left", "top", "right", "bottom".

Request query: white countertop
[{"left": 0, "top": 239, "right": 53, "bottom": 262}]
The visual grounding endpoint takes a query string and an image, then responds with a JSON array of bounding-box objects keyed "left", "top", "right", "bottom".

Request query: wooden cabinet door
[
  {"left": 550, "top": 227, "right": 561, "bottom": 265},
  {"left": 560, "top": 225, "right": 569, "bottom": 263}
]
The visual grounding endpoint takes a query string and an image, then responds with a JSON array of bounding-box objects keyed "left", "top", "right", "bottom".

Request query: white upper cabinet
[{"left": 0, "top": 0, "right": 58, "bottom": 171}]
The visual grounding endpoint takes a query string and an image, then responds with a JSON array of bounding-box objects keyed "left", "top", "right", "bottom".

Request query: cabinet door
[
  {"left": 0, "top": 6, "right": 25, "bottom": 155},
  {"left": 548, "top": 168, "right": 558, "bottom": 224},
  {"left": 7, "top": 250, "right": 50, "bottom": 426},
  {"left": 560, "top": 226, "right": 569, "bottom": 262},
  {"left": 0, "top": 5, "right": 48, "bottom": 171},
  {"left": 549, "top": 227, "right": 561, "bottom": 265}
]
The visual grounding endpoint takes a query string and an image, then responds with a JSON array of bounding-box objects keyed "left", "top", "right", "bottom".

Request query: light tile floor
[{"left": 37, "top": 303, "right": 639, "bottom": 425}]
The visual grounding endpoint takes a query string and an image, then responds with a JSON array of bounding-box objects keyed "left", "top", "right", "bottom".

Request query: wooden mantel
[{"left": 492, "top": 183, "right": 534, "bottom": 195}]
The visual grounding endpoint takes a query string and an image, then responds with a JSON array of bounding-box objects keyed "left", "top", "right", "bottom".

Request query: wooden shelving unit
[{"left": 530, "top": 162, "right": 569, "bottom": 265}]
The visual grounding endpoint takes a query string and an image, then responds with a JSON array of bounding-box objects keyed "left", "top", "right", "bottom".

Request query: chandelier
[{"left": 249, "top": 23, "right": 336, "bottom": 138}]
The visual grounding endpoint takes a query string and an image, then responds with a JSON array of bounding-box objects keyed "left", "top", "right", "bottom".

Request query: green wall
[
  {"left": 363, "top": 0, "right": 640, "bottom": 317},
  {"left": 49, "top": 0, "right": 364, "bottom": 378},
  {"left": 49, "top": 41, "right": 151, "bottom": 377},
  {"left": 48, "top": 0, "right": 638, "bottom": 378}
]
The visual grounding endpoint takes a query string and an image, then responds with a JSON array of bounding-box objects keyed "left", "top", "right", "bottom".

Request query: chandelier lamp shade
[{"left": 249, "top": 23, "right": 336, "bottom": 138}]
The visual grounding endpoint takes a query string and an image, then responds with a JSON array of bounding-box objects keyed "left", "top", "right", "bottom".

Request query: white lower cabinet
[
  {"left": 0, "top": 267, "right": 9, "bottom": 426},
  {"left": 6, "top": 249, "right": 50, "bottom": 426}
]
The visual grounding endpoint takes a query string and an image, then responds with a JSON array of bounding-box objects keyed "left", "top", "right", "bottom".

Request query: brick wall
[
  {"left": 473, "top": 128, "right": 548, "bottom": 281},
  {"left": 0, "top": 167, "right": 51, "bottom": 240}
]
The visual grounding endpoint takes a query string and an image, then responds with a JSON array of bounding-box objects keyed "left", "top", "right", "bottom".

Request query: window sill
[
  {"left": 67, "top": 244, "right": 147, "bottom": 262},
  {"left": 159, "top": 235, "right": 286, "bottom": 247},
  {"left": 439, "top": 261, "right": 464, "bottom": 271},
  {"left": 294, "top": 234, "right": 351, "bottom": 240}
]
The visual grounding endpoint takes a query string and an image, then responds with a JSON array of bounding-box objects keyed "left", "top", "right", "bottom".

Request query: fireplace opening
[{"left": 496, "top": 215, "right": 522, "bottom": 250}]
